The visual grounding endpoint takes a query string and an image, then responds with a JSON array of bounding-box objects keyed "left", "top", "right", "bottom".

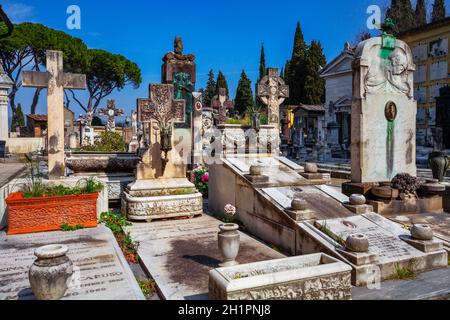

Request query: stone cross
[
  {"left": 137, "top": 84, "right": 185, "bottom": 126},
  {"left": 22, "top": 50, "right": 86, "bottom": 179},
  {"left": 136, "top": 84, "right": 186, "bottom": 180},
  {"left": 128, "top": 110, "right": 139, "bottom": 153},
  {"left": 99, "top": 99, "right": 124, "bottom": 132},
  {"left": 212, "top": 88, "right": 234, "bottom": 123},
  {"left": 0, "top": 66, "right": 13, "bottom": 144},
  {"left": 257, "top": 68, "right": 289, "bottom": 129}
]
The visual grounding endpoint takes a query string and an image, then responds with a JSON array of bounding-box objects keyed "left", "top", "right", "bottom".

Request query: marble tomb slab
[
  {"left": 261, "top": 186, "right": 353, "bottom": 221},
  {"left": 123, "top": 215, "right": 285, "bottom": 300},
  {"left": 315, "top": 215, "right": 426, "bottom": 264},
  {"left": 0, "top": 226, "right": 145, "bottom": 300}
]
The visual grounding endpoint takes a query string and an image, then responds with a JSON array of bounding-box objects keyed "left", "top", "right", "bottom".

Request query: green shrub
[
  {"left": 81, "top": 131, "right": 127, "bottom": 152},
  {"left": 99, "top": 211, "right": 131, "bottom": 234}
]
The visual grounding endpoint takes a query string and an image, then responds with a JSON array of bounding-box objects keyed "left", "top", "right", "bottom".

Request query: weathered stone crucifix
[
  {"left": 99, "top": 99, "right": 124, "bottom": 132},
  {"left": 136, "top": 84, "right": 186, "bottom": 179},
  {"left": 22, "top": 50, "right": 86, "bottom": 180},
  {"left": 257, "top": 68, "right": 289, "bottom": 130},
  {"left": 212, "top": 88, "right": 234, "bottom": 124}
]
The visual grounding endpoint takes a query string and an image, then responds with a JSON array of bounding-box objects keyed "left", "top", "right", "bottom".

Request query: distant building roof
[
  {"left": 289, "top": 104, "right": 326, "bottom": 113},
  {"left": 319, "top": 42, "right": 355, "bottom": 77},
  {"left": 27, "top": 114, "right": 48, "bottom": 122},
  {"left": 399, "top": 17, "right": 450, "bottom": 37}
]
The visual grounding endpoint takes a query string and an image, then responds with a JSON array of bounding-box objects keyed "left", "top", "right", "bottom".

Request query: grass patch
[
  {"left": 60, "top": 224, "right": 85, "bottom": 232},
  {"left": 99, "top": 211, "right": 139, "bottom": 264},
  {"left": 138, "top": 279, "right": 158, "bottom": 299},
  {"left": 391, "top": 261, "right": 417, "bottom": 280}
]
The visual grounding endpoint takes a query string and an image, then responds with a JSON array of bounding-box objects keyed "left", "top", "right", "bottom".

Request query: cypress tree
[
  {"left": 288, "top": 22, "right": 308, "bottom": 105},
  {"left": 203, "top": 69, "right": 216, "bottom": 108},
  {"left": 14, "top": 103, "right": 25, "bottom": 128},
  {"left": 280, "top": 67, "right": 284, "bottom": 80},
  {"left": 215, "top": 71, "right": 229, "bottom": 96},
  {"left": 386, "top": 0, "right": 416, "bottom": 33},
  {"left": 415, "top": 0, "right": 427, "bottom": 26},
  {"left": 258, "top": 44, "right": 267, "bottom": 81},
  {"left": 432, "top": 0, "right": 446, "bottom": 22},
  {"left": 234, "top": 70, "right": 254, "bottom": 115},
  {"left": 303, "top": 41, "right": 326, "bottom": 105}
]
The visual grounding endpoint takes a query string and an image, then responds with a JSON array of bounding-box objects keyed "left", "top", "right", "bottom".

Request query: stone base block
[
  {"left": 300, "top": 172, "right": 331, "bottom": 181},
  {"left": 400, "top": 235, "right": 444, "bottom": 253},
  {"left": 284, "top": 209, "right": 316, "bottom": 221},
  {"left": 209, "top": 253, "right": 352, "bottom": 300},
  {"left": 342, "top": 182, "right": 376, "bottom": 198},
  {"left": 243, "top": 174, "right": 269, "bottom": 184},
  {"left": 336, "top": 248, "right": 379, "bottom": 266},
  {"left": 122, "top": 179, "right": 203, "bottom": 221},
  {"left": 343, "top": 203, "right": 374, "bottom": 215},
  {"left": 368, "top": 197, "right": 443, "bottom": 215}
]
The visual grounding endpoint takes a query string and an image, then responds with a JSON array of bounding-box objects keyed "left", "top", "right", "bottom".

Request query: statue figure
[{"left": 163, "top": 36, "right": 195, "bottom": 63}]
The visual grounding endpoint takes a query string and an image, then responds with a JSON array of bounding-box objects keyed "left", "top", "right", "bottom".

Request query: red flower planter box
[{"left": 6, "top": 192, "right": 99, "bottom": 235}]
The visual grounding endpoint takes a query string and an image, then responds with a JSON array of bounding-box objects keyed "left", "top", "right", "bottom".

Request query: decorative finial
[{"left": 174, "top": 36, "right": 183, "bottom": 55}]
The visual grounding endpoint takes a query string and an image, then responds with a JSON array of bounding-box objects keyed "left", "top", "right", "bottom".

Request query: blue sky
[{"left": 3, "top": 0, "right": 449, "bottom": 120}]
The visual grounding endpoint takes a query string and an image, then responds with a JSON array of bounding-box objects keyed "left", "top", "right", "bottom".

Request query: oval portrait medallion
[{"left": 385, "top": 101, "right": 397, "bottom": 122}]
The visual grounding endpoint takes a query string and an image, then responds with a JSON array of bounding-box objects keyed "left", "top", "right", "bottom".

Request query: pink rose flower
[{"left": 201, "top": 173, "right": 209, "bottom": 183}]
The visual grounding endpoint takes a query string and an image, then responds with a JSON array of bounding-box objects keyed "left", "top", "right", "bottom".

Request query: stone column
[
  {"left": 192, "top": 92, "right": 203, "bottom": 167},
  {"left": 0, "top": 69, "right": 13, "bottom": 144}
]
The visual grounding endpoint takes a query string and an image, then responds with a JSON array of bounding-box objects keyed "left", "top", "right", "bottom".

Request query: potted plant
[
  {"left": 6, "top": 163, "right": 104, "bottom": 235},
  {"left": 218, "top": 204, "right": 240, "bottom": 267}
]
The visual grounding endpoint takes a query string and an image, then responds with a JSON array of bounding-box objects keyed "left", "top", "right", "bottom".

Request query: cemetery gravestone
[
  {"left": 350, "top": 34, "right": 417, "bottom": 183},
  {"left": 212, "top": 88, "right": 234, "bottom": 124},
  {"left": 122, "top": 84, "right": 203, "bottom": 221},
  {"left": 22, "top": 51, "right": 86, "bottom": 179}
]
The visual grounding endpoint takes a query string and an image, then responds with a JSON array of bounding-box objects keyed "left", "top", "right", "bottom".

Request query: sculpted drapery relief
[{"left": 364, "top": 45, "right": 413, "bottom": 99}]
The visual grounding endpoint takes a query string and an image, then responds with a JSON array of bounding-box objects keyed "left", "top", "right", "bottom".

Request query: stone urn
[
  {"left": 428, "top": 151, "right": 449, "bottom": 182},
  {"left": 411, "top": 224, "right": 434, "bottom": 241},
  {"left": 29, "top": 244, "right": 73, "bottom": 300},
  {"left": 345, "top": 234, "right": 369, "bottom": 253},
  {"left": 304, "top": 163, "right": 319, "bottom": 173},
  {"left": 218, "top": 224, "right": 240, "bottom": 267}
]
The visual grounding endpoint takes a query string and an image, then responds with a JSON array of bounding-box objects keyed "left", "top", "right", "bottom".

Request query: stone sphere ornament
[
  {"left": 349, "top": 194, "right": 366, "bottom": 206},
  {"left": 304, "top": 163, "right": 318, "bottom": 174},
  {"left": 29, "top": 244, "right": 73, "bottom": 300},
  {"left": 411, "top": 224, "right": 434, "bottom": 241},
  {"left": 291, "top": 198, "right": 308, "bottom": 211},
  {"left": 345, "top": 234, "right": 370, "bottom": 253},
  {"left": 249, "top": 165, "right": 262, "bottom": 176}
]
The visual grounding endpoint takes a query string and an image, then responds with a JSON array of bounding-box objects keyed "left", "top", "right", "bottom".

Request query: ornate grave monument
[
  {"left": 342, "top": 22, "right": 445, "bottom": 216},
  {"left": 257, "top": 68, "right": 289, "bottom": 132},
  {"left": 99, "top": 99, "right": 124, "bottom": 132},
  {"left": 122, "top": 84, "right": 203, "bottom": 221},
  {"left": 22, "top": 50, "right": 86, "bottom": 179},
  {"left": 350, "top": 26, "right": 416, "bottom": 183},
  {"left": 128, "top": 110, "right": 140, "bottom": 152}
]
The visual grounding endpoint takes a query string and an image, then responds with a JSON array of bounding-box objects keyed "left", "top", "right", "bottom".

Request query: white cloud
[{"left": 3, "top": 2, "right": 36, "bottom": 23}]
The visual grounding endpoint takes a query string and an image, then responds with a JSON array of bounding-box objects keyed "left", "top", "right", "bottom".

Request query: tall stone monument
[
  {"left": 128, "top": 110, "right": 140, "bottom": 152},
  {"left": 122, "top": 84, "right": 203, "bottom": 222},
  {"left": 22, "top": 51, "right": 86, "bottom": 179},
  {"left": 350, "top": 29, "right": 417, "bottom": 183},
  {"left": 0, "top": 66, "right": 13, "bottom": 144}
]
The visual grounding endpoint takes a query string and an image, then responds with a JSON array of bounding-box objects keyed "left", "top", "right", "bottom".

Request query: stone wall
[{"left": 7, "top": 137, "right": 44, "bottom": 154}]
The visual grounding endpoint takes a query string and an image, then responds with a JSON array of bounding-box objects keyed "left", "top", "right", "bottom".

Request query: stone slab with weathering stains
[
  {"left": 123, "top": 215, "right": 285, "bottom": 300},
  {"left": 0, "top": 226, "right": 144, "bottom": 300}
]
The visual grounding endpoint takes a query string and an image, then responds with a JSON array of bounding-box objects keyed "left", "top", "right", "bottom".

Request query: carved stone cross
[
  {"left": 257, "top": 68, "right": 289, "bottom": 128},
  {"left": 137, "top": 84, "right": 185, "bottom": 127},
  {"left": 99, "top": 99, "right": 124, "bottom": 132},
  {"left": 212, "top": 88, "right": 234, "bottom": 123},
  {"left": 22, "top": 50, "right": 86, "bottom": 179}
]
